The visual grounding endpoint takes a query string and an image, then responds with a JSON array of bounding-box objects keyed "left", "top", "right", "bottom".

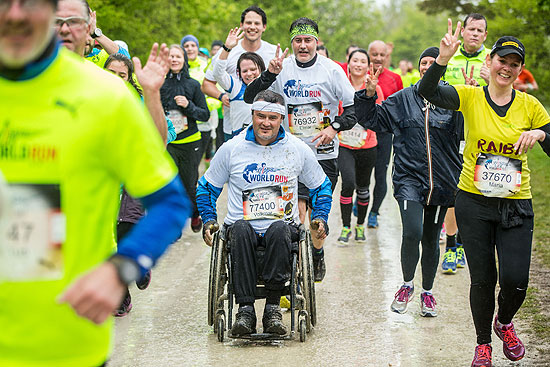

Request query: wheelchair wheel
[
  {"left": 216, "top": 313, "right": 225, "bottom": 342},
  {"left": 298, "top": 318, "right": 307, "bottom": 342},
  {"left": 208, "top": 232, "right": 224, "bottom": 327},
  {"left": 300, "top": 231, "right": 317, "bottom": 331},
  {"left": 306, "top": 232, "right": 317, "bottom": 327}
]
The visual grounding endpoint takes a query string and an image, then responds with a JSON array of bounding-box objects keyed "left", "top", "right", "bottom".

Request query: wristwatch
[
  {"left": 222, "top": 43, "right": 231, "bottom": 52},
  {"left": 107, "top": 254, "right": 140, "bottom": 285},
  {"left": 91, "top": 28, "right": 102, "bottom": 39},
  {"left": 330, "top": 121, "right": 341, "bottom": 131}
]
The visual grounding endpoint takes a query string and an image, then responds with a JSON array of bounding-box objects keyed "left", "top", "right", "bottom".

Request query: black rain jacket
[{"left": 355, "top": 81, "right": 463, "bottom": 206}]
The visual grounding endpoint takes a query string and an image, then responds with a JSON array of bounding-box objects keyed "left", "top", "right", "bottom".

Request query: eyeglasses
[
  {"left": 0, "top": 0, "right": 49, "bottom": 12},
  {"left": 54, "top": 16, "right": 88, "bottom": 29}
]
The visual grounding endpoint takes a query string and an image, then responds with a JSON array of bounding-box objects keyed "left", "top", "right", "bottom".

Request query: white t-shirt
[
  {"left": 205, "top": 40, "right": 277, "bottom": 134},
  {"left": 269, "top": 54, "right": 355, "bottom": 160},
  {"left": 204, "top": 127, "right": 326, "bottom": 234},
  {"left": 212, "top": 58, "right": 252, "bottom": 133}
]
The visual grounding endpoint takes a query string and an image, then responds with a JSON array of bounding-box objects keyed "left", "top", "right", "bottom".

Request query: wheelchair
[{"left": 207, "top": 223, "right": 317, "bottom": 342}]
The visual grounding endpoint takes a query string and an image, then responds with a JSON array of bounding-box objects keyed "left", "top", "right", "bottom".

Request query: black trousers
[
  {"left": 455, "top": 190, "right": 533, "bottom": 345},
  {"left": 228, "top": 220, "right": 300, "bottom": 304},
  {"left": 167, "top": 140, "right": 201, "bottom": 218},
  {"left": 398, "top": 200, "right": 447, "bottom": 290},
  {"left": 371, "top": 132, "right": 392, "bottom": 213},
  {"left": 338, "top": 146, "right": 377, "bottom": 226}
]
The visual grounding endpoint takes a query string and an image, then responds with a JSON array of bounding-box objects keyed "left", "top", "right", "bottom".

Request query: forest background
[{"left": 88, "top": 0, "right": 550, "bottom": 105}]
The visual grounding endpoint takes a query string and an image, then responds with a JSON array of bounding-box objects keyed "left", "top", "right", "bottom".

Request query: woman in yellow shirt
[{"left": 419, "top": 20, "right": 550, "bottom": 367}]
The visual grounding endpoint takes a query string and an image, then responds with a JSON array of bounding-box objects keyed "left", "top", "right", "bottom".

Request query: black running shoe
[
  {"left": 230, "top": 308, "right": 256, "bottom": 336},
  {"left": 313, "top": 254, "right": 326, "bottom": 282},
  {"left": 113, "top": 290, "right": 132, "bottom": 317},
  {"left": 136, "top": 269, "right": 152, "bottom": 290},
  {"left": 262, "top": 305, "right": 287, "bottom": 335}
]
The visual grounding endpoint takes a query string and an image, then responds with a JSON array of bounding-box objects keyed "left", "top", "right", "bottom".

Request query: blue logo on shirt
[
  {"left": 243, "top": 163, "right": 288, "bottom": 183},
  {"left": 283, "top": 79, "right": 321, "bottom": 98}
]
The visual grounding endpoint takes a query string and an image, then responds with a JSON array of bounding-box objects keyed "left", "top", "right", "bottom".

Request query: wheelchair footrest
[{"left": 228, "top": 332, "right": 293, "bottom": 341}]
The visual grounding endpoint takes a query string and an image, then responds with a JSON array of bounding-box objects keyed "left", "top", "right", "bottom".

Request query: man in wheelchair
[{"left": 197, "top": 90, "right": 332, "bottom": 336}]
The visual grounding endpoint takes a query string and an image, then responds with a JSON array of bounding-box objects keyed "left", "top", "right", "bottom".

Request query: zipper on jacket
[{"left": 423, "top": 99, "right": 435, "bottom": 205}]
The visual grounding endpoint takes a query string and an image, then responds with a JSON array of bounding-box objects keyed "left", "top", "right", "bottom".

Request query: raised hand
[
  {"left": 461, "top": 65, "right": 478, "bottom": 86},
  {"left": 268, "top": 43, "right": 289, "bottom": 74},
  {"left": 365, "top": 63, "right": 382, "bottom": 97},
  {"left": 480, "top": 60, "right": 490, "bottom": 85},
  {"left": 438, "top": 18, "right": 461, "bottom": 65},
  {"left": 225, "top": 27, "right": 244, "bottom": 50},
  {"left": 134, "top": 43, "right": 170, "bottom": 93}
]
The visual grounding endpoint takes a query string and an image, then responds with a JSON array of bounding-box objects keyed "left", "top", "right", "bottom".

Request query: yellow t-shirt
[
  {"left": 0, "top": 48, "right": 176, "bottom": 366},
  {"left": 456, "top": 85, "right": 550, "bottom": 199}
]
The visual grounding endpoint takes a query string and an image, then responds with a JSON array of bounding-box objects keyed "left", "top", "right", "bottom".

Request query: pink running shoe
[
  {"left": 471, "top": 344, "right": 492, "bottom": 367},
  {"left": 390, "top": 285, "right": 414, "bottom": 314},
  {"left": 493, "top": 316, "right": 525, "bottom": 361}
]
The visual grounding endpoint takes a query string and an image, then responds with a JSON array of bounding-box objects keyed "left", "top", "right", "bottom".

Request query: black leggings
[
  {"left": 198, "top": 130, "right": 213, "bottom": 160},
  {"left": 371, "top": 132, "right": 392, "bottom": 214},
  {"left": 398, "top": 200, "right": 447, "bottom": 290},
  {"left": 338, "top": 146, "right": 377, "bottom": 227},
  {"left": 167, "top": 140, "right": 201, "bottom": 218},
  {"left": 455, "top": 190, "right": 533, "bottom": 345}
]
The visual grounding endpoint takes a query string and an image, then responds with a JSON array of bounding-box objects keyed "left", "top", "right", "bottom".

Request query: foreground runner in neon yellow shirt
[{"left": 0, "top": 1, "right": 190, "bottom": 366}]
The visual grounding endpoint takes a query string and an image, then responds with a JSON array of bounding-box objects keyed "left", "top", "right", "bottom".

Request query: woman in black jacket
[
  {"left": 355, "top": 47, "right": 466, "bottom": 318},
  {"left": 161, "top": 45, "right": 210, "bottom": 232}
]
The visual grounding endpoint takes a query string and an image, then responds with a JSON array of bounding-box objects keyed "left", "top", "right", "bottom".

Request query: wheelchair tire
[
  {"left": 299, "top": 318, "right": 307, "bottom": 342},
  {"left": 216, "top": 314, "right": 225, "bottom": 342},
  {"left": 300, "top": 231, "right": 317, "bottom": 331},
  {"left": 208, "top": 232, "right": 222, "bottom": 326}
]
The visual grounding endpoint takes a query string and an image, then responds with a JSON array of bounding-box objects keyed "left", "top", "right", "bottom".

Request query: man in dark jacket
[{"left": 354, "top": 47, "right": 463, "bottom": 317}]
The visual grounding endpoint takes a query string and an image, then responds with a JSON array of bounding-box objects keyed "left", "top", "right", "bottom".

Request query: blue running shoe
[
  {"left": 367, "top": 212, "right": 378, "bottom": 228},
  {"left": 442, "top": 248, "right": 457, "bottom": 274},
  {"left": 456, "top": 246, "right": 466, "bottom": 268}
]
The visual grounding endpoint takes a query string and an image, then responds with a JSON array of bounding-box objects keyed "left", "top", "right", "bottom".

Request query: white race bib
[
  {"left": 242, "top": 185, "right": 284, "bottom": 221},
  {"left": 0, "top": 184, "right": 65, "bottom": 281},
  {"left": 473, "top": 153, "right": 522, "bottom": 197},
  {"left": 339, "top": 124, "right": 368, "bottom": 148},
  {"left": 167, "top": 110, "right": 188, "bottom": 134},
  {"left": 287, "top": 102, "right": 324, "bottom": 138}
]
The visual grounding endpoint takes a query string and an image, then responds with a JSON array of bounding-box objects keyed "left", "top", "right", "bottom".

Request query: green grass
[
  {"left": 529, "top": 145, "right": 550, "bottom": 266},
  {"left": 516, "top": 144, "right": 550, "bottom": 349}
]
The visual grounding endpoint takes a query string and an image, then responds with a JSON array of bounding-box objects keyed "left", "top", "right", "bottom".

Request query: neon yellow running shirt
[{"left": 0, "top": 48, "right": 176, "bottom": 367}]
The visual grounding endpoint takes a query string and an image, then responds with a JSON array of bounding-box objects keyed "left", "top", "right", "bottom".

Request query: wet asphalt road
[{"left": 109, "top": 177, "right": 541, "bottom": 367}]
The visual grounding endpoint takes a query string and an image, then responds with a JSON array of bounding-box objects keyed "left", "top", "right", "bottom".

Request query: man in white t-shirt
[
  {"left": 201, "top": 6, "right": 277, "bottom": 140},
  {"left": 196, "top": 90, "right": 331, "bottom": 336},
  {"left": 244, "top": 17, "right": 358, "bottom": 282}
]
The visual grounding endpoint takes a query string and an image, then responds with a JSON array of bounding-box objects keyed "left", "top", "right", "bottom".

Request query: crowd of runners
[{"left": 1, "top": 1, "right": 549, "bottom": 367}]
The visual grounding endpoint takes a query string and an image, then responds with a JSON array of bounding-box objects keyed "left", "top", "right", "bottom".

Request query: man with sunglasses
[{"left": 0, "top": 0, "right": 190, "bottom": 365}]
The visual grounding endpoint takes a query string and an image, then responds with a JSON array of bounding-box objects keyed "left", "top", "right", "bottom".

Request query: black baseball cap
[{"left": 490, "top": 36, "right": 525, "bottom": 64}]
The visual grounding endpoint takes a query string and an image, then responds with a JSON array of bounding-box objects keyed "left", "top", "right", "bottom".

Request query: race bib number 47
[
  {"left": 288, "top": 102, "right": 323, "bottom": 138},
  {"left": 242, "top": 186, "right": 284, "bottom": 221},
  {"left": 473, "top": 153, "right": 522, "bottom": 197},
  {"left": 0, "top": 184, "right": 65, "bottom": 281}
]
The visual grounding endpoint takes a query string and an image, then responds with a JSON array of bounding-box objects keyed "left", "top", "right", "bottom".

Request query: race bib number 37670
[
  {"left": 0, "top": 184, "right": 65, "bottom": 281},
  {"left": 473, "top": 153, "right": 522, "bottom": 198},
  {"left": 242, "top": 186, "right": 284, "bottom": 221}
]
